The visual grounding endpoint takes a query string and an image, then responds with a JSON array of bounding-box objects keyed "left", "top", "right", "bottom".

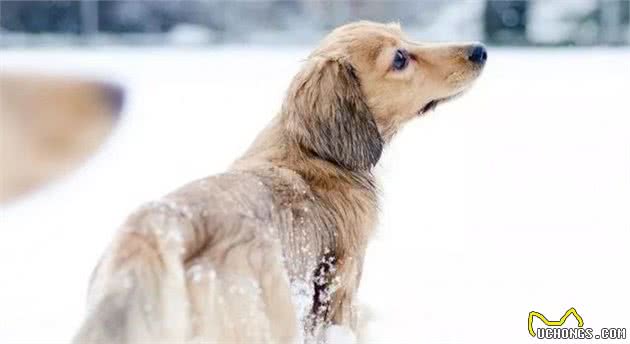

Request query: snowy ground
[{"left": 1, "top": 47, "right": 629, "bottom": 343}]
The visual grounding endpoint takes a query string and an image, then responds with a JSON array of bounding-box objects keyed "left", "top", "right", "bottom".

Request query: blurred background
[
  {"left": 1, "top": 0, "right": 629, "bottom": 46},
  {"left": 1, "top": 1, "right": 629, "bottom": 344}
]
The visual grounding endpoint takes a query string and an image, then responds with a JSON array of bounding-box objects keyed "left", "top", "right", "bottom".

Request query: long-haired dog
[{"left": 74, "top": 21, "right": 486, "bottom": 344}]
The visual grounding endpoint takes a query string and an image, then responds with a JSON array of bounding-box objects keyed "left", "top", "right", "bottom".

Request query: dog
[
  {"left": 0, "top": 74, "right": 123, "bottom": 203},
  {"left": 73, "top": 21, "right": 486, "bottom": 344}
]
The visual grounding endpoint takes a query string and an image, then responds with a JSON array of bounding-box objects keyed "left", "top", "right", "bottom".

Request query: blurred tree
[
  {"left": 484, "top": 0, "right": 529, "bottom": 45},
  {"left": 1, "top": 1, "right": 81, "bottom": 34}
]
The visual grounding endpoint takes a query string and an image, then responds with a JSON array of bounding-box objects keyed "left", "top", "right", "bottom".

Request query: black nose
[
  {"left": 101, "top": 83, "right": 125, "bottom": 118},
  {"left": 468, "top": 44, "right": 487, "bottom": 64}
]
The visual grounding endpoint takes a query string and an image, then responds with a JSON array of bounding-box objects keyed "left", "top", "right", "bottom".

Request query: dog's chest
[
  {"left": 262, "top": 172, "right": 377, "bottom": 274},
  {"left": 258, "top": 170, "right": 378, "bottom": 332}
]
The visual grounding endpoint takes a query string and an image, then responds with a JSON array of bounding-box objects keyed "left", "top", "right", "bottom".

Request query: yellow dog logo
[{"left": 528, "top": 307, "right": 584, "bottom": 337}]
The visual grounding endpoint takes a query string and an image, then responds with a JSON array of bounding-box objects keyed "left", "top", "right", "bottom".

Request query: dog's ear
[{"left": 285, "top": 58, "right": 383, "bottom": 171}]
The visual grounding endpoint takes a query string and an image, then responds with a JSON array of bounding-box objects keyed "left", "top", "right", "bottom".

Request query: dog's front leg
[
  {"left": 321, "top": 254, "right": 364, "bottom": 344},
  {"left": 322, "top": 287, "right": 359, "bottom": 344}
]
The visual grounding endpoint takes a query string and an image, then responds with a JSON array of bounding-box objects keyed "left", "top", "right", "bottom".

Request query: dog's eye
[{"left": 392, "top": 49, "right": 409, "bottom": 71}]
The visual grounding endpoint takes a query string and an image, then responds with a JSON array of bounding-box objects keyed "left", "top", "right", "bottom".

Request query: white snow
[
  {"left": 1, "top": 47, "right": 629, "bottom": 343},
  {"left": 325, "top": 325, "right": 356, "bottom": 344}
]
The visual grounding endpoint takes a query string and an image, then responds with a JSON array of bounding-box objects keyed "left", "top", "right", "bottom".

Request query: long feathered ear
[{"left": 284, "top": 58, "right": 383, "bottom": 171}]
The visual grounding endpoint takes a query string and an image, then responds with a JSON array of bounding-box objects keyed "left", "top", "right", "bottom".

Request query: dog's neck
[{"left": 234, "top": 113, "right": 378, "bottom": 194}]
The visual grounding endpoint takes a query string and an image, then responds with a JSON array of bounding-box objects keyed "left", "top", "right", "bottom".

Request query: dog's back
[{"left": 73, "top": 172, "right": 309, "bottom": 343}]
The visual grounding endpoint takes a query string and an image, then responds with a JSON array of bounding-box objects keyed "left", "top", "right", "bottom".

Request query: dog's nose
[
  {"left": 101, "top": 83, "right": 125, "bottom": 118},
  {"left": 467, "top": 44, "right": 487, "bottom": 65}
]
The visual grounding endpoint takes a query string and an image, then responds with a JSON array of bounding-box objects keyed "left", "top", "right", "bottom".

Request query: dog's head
[
  {"left": 0, "top": 74, "right": 123, "bottom": 202},
  {"left": 284, "top": 21, "right": 486, "bottom": 171}
]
